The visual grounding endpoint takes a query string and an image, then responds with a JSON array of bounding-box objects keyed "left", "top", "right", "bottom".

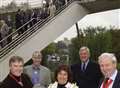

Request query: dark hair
[
  {"left": 9, "top": 56, "right": 24, "bottom": 66},
  {"left": 54, "top": 64, "right": 72, "bottom": 82}
]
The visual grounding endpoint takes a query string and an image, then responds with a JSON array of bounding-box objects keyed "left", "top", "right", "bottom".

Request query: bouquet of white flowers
[{"left": 48, "top": 81, "right": 78, "bottom": 88}]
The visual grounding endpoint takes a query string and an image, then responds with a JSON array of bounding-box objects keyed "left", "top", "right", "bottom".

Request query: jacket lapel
[
  {"left": 98, "top": 78, "right": 104, "bottom": 88},
  {"left": 112, "top": 71, "right": 120, "bottom": 88}
]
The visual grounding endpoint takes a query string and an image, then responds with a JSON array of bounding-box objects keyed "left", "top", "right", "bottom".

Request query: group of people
[
  {"left": 0, "top": 0, "right": 69, "bottom": 49},
  {"left": 0, "top": 19, "right": 11, "bottom": 48},
  {"left": 15, "top": 0, "right": 69, "bottom": 35},
  {"left": 0, "top": 46, "right": 120, "bottom": 88},
  {"left": 71, "top": 46, "right": 120, "bottom": 88}
]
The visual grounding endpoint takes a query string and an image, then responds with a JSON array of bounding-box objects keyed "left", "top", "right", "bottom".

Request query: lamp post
[
  {"left": 62, "top": 54, "right": 69, "bottom": 65},
  {"left": 66, "top": 55, "right": 69, "bottom": 65},
  {"left": 75, "top": 22, "right": 80, "bottom": 39}
]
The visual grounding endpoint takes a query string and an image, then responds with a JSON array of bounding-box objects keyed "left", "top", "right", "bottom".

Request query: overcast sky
[{"left": 0, "top": 0, "right": 43, "bottom": 7}]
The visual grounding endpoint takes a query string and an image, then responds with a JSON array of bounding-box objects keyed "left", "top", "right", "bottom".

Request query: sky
[
  {"left": 0, "top": 0, "right": 25, "bottom": 6},
  {"left": 0, "top": 0, "right": 43, "bottom": 7},
  {"left": 55, "top": 9, "right": 120, "bottom": 42},
  {"left": 0, "top": 0, "right": 120, "bottom": 42}
]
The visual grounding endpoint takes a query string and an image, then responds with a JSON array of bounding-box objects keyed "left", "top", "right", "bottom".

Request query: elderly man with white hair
[{"left": 98, "top": 53, "right": 120, "bottom": 88}]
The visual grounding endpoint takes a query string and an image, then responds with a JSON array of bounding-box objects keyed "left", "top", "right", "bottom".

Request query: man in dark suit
[
  {"left": 71, "top": 46, "right": 102, "bottom": 88},
  {"left": 98, "top": 53, "right": 120, "bottom": 88},
  {"left": 15, "top": 9, "right": 23, "bottom": 35}
]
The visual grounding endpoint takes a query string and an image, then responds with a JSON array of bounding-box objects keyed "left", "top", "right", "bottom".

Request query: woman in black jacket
[{"left": 0, "top": 56, "right": 33, "bottom": 88}]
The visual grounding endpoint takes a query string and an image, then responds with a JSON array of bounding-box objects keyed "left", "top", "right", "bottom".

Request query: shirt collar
[
  {"left": 32, "top": 64, "right": 41, "bottom": 70},
  {"left": 82, "top": 59, "right": 89, "bottom": 65}
]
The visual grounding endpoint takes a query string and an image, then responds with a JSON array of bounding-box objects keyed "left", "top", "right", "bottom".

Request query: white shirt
[
  {"left": 48, "top": 81, "right": 78, "bottom": 88},
  {"left": 100, "top": 70, "right": 118, "bottom": 88},
  {"left": 81, "top": 59, "right": 89, "bottom": 70}
]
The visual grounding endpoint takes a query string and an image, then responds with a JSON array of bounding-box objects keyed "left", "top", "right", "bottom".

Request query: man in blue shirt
[{"left": 24, "top": 51, "right": 51, "bottom": 88}]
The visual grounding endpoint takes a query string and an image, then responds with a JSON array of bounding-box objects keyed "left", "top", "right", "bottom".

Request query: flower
[{"left": 65, "top": 82, "right": 78, "bottom": 88}]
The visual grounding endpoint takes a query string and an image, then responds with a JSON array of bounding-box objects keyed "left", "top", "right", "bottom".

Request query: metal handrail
[
  {"left": 0, "top": 18, "right": 36, "bottom": 44},
  {"left": 0, "top": 0, "right": 86, "bottom": 59}
]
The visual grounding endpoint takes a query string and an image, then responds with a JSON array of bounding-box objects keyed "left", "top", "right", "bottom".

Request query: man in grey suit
[
  {"left": 24, "top": 51, "right": 51, "bottom": 88},
  {"left": 98, "top": 53, "right": 120, "bottom": 88}
]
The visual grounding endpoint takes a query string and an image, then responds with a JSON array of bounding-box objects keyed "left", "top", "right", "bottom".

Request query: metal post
[
  {"left": 75, "top": 22, "right": 80, "bottom": 38},
  {"left": 66, "top": 55, "right": 69, "bottom": 65}
]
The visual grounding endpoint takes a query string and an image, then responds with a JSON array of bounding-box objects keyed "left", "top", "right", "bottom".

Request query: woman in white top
[{"left": 48, "top": 64, "right": 78, "bottom": 88}]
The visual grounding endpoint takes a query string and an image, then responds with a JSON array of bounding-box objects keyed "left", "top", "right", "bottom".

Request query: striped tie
[{"left": 102, "top": 78, "right": 112, "bottom": 88}]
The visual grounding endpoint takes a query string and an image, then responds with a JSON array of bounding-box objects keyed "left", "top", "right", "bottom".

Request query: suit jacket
[
  {"left": 98, "top": 71, "right": 120, "bottom": 88},
  {"left": 0, "top": 73, "right": 33, "bottom": 88},
  {"left": 71, "top": 60, "right": 102, "bottom": 88},
  {"left": 24, "top": 65, "right": 51, "bottom": 88}
]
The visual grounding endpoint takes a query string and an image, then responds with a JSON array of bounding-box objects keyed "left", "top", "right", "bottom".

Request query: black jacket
[{"left": 0, "top": 73, "right": 33, "bottom": 88}]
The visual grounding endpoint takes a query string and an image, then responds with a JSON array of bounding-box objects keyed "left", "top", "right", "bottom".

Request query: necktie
[
  {"left": 82, "top": 63, "right": 86, "bottom": 72},
  {"left": 102, "top": 78, "right": 112, "bottom": 88}
]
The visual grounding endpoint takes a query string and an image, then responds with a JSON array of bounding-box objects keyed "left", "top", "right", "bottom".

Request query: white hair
[
  {"left": 79, "top": 46, "right": 90, "bottom": 55},
  {"left": 98, "top": 53, "right": 117, "bottom": 64}
]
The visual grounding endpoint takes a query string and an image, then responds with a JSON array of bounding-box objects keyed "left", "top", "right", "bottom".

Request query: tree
[
  {"left": 69, "top": 26, "right": 113, "bottom": 64},
  {"left": 110, "top": 28, "right": 120, "bottom": 62},
  {"left": 42, "top": 43, "right": 57, "bottom": 65}
]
